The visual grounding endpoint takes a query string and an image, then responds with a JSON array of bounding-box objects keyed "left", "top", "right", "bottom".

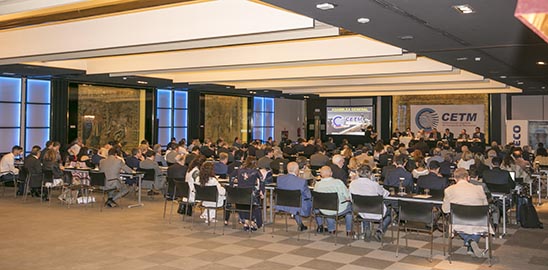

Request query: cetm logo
[{"left": 415, "top": 108, "right": 439, "bottom": 132}]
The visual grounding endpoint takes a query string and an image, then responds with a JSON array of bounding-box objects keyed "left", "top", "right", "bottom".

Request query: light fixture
[
  {"left": 542, "top": 86, "right": 546, "bottom": 89},
  {"left": 517, "top": 81, "right": 524, "bottom": 85},
  {"left": 453, "top": 4, "right": 475, "bottom": 14},
  {"left": 474, "top": 57, "right": 481, "bottom": 61},
  {"left": 2, "top": 72, "right": 15, "bottom": 76},
  {"left": 122, "top": 77, "right": 127, "bottom": 80},
  {"left": 537, "top": 61, "right": 546, "bottom": 65},
  {"left": 137, "top": 80, "right": 148, "bottom": 85},
  {"left": 357, "top": 17, "right": 370, "bottom": 24},
  {"left": 399, "top": 35, "right": 414, "bottom": 40},
  {"left": 500, "top": 75, "right": 507, "bottom": 79},
  {"left": 316, "top": 3, "right": 335, "bottom": 10},
  {"left": 457, "top": 57, "right": 468, "bottom": 61}
]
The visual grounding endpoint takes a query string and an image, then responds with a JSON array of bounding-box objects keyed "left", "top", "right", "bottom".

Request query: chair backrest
[
  {"left": 142, "top": 169, "right": 156, "bottom": 181},
  {"left": 28, "top": 172, "right": 44, "bottom": 188},
  {"left": 450, "top": 203, "right": 489, "bottom": 228},
  {"left": 89, "top": 172, "right": 106, "bottom": 187},
  {"left": 18, "top": 166, "right": 28, "bottom": 182},
  {"left": 173, "top": 178, "right": 189, "bottom": 199},
  {"left": 43, "top": 170, "right": 53, "bottom": 182},
  {"left": 311, "top": 191, "right": 339, "bottom": 212},
  {"left": 275, "top": 189, "right": 302, "bottom": 208},
  {"left": 485, "top": 183, "right": 510, "bottom": 194},
  {"left": 166, "top": 178, "right": 176, "bottom": 197},
  {"left": 194, "top": 184, "right": 219, "bottom": 202},
  {"left": 225, "top": 186, "right": 254, "bottom": 205},
  {"left": 399, "top": 200, "right": 434, "bottom": 224},
  {"left": 351, "top": 194, "right": 383, "bottom": 216}
]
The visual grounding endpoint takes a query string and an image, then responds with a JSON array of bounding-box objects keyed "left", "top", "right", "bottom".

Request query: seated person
[
  {"left": 314, "top": 166, "right": 352, "bottom": 235},
  {"left": 275, "top": 162, "right": 312, "bottom": 231},
  {"left": 24, "top": 146, "right": 43, "bottom": 199},
  {"left": 384, "top": 155, "right": 413, "bottom": 192},
  {"left": 197, "top": 162, "right": 226, "bottom": 223},
  {"left": 269, "top": 149, "right": 289, "bottom": 174},
  {"left": 1, "top": 146, "right": 23, "bottom": 194},
  {"left": 329, "top": 154, "right": 349, "bottom": 185},
  {"left": 125, "top": 148, "right": 142, "bottom": 170},
  {"left": 442, "top": 168, "right": 489, "bottom": 257},
  {"left": 167, "top": 154, "right": 187, "bottom": 179},
  {"left": 482, "top": 157, "right": 515, "bottom": 193},
  {"left": 99, "top": 147, "right": 134, "bottom": 207},
  {"left": 140, "top": 150, "right": 167, "bottom": 195},
  {"left": 213, "top": 152, "right": 229, "bottom": 177},
  {"left": 310, "top": 148, "right": 330, "bottom": 167},
  {"left": 417, "top": 161, "right": 449, "bottom": 191},
  {"left": 231, "top": 157, "right": 265, "bottom": 230},
  {"left": 349, "top": 164, "right": 391, "bottom": 241}
]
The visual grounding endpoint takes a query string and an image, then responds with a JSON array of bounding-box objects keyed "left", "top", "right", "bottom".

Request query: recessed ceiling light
[
  {"left": 542, "top": 86, "right": 546, "bottom": 89},
  {"left": 453, "top": 4, "right": 475, "bottom": 14},
  {"left": 537, "top": 61, "right": 546, "bottom": 65},
  {"left": 500, "top": 75, "right": 507, "bottom": 79},
  {"left": 2, "top": 72, "right": 15, "bottom": 75},
  {"left": 316, "top": 3, "right": 335, "bottom": 10},
  {"left": 122, "top": 77, "right": 127, "bottom": 80},
  {"left": 517, "top": 81, "right": 524, "bottom": 85},
  {"left": 137, "top": 80, "right": 148, "bottom": 85},
  {"left": 457, "top": 57, "right": 468, "bottom": 61},
  {"left": 357, "top": 17, "right": 370, "bottom": 24},
  {"left": 474, "top": 57, "right": 481, "bottom": 61},
  {"left": 399, "top": 35, "right": 414, "bottom": 40}
]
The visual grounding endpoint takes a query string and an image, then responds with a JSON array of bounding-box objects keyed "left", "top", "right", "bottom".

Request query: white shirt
[
  {"left": 0, "top": 153, "right": 19, "bottom": 176},
  {"left": 349, "top": 177, "right": 389, "bottom": 220}
]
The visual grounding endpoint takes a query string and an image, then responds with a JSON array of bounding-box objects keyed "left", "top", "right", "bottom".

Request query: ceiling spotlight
[
  {"left": 316, "top": 3, "right": 335, "bottom": 10},
  {"left": 456, "top": 57, "right": 468, "bottom": 61},
  {"left": 453, "top": 4, "right": 475, "bottom": 14},
  {"left": 500, "top": 75, "right": 507, "bottom": 79},
  {"left": 537, "top": 61, "right": 546, "bottom": 65},
  {"left": 399, "top": 35, "right": 414, "bottom": 40},
  {"left": 357, "top": 17, "right": 370, "bottom": 24},
  {"left": 137, "top": 80, "right": 148, "bottom": 85},
  {"left": 542, "top": 86, "right": 546, "bottom": 89},
  {"left": 122, "top": 77, "right": 127, "bottom": 80},
  {"left": 517, "top": 81, "right": 524, "bottom": 85},
  {"left": 474, "top": 57, "right": 481, "bottom": 61}
]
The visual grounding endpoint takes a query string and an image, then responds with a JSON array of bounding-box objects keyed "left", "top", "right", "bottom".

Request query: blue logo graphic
[{"left": 415, "top": 108, "right": 439, "bottom": 132}]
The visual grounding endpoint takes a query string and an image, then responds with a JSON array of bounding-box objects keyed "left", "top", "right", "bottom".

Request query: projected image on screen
[{"left": 327, "top": 107, "right": 373, "bottom": 136}]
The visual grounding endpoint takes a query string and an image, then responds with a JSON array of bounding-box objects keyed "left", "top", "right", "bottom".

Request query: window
[
  {"left": 156, "top": 89, "right": 188, "bottom": 146},
  {"left": 0, "top": 77, "right": 22, "bottom": 152},
  {"left": 26, "top": 79, "right": 51, "bottom": 150},
  {"left": 252, "top": 97, "right": 274, "bottom": 142}
]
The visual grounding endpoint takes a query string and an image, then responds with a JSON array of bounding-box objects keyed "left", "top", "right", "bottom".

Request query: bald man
[
  {"left": 314, "top": 166, "right": 353, "bottom": 234},
  {"left": 275, "top": 162, "right": 312, "bottom": 231}
]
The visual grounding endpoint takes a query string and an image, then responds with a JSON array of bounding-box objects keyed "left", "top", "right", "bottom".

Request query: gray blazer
[{"left": 100, "top": 156, "right": 132, "bottom": 180}]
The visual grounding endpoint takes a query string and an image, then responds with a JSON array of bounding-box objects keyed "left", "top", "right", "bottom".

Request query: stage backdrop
[{"left": 410, "top": 104, "right": 485, "bottom": 134}]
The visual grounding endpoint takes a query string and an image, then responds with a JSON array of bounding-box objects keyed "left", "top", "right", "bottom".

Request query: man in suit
[
  {"left": 429, "top": 128, "right": 441, "bottom": 141},
  {"left": 140, "top": 150, "right": 167, "bottom": 195},
  {"left": 472, "top": 127, "right": 486, "bottom": 144},
  {"left": 275, "top": 162, "right": 312, "bottom": 231},
  {"left": 200, "top": 139, "right": 215, "bottom": 158},
  {"left": 99, "top": 147, "right": 134, "bottom": 207},
  {"left": 24, "top": 145, "right": 43, "bottom": 199},
  {"left": 184, "top": 146, "right": 200, "bottom": 166},
  {"left": 482, "top": 157, "right": 515, "bottom": 193},
  {"left": 329, "top": 154, "right": 349, "bottom": 184},
  {"left": 167, "top": 154, "right": 187, "bottom": 179},
  {"left": 310, "top": 148, "right": 330, "bottom": 167},
  {"left": 442, "top": 168, "right": 489, "bottom": 257},
  {"left": 257, "top": 147, "right": 274, "bottom": 169},
  {"left": 214, "top": 152, "right": 229, "bottom": 177},
  {"left": 384, "top": 155, "right": 413, "bottom": 192},
  {"left": 417, "top": 161, "right": 448, "bottom": 191},
  {"left": 125, "top": 148, "right": 143, "bottom": 170},
  {"left": 442, "top": 128, "right": 454, "bottom": 142}
]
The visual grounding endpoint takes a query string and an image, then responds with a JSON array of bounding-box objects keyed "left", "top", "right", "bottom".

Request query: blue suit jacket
[{"left": 275, "top": 174, "right": 312, "bottom": 216}]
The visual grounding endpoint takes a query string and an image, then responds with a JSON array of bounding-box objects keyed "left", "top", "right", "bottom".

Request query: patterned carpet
[{"left": 0, "top": 190, "right": 547, "bottom": 270}]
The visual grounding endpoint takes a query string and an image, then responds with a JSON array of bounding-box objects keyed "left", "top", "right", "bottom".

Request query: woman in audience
[
  {"left": 198, "top": 162, "right": 226, "bottom": 223},
  {"left": 186, "top": 155, "right": 207, "bottom": 203},
  {"left": 232, "top": 156, "right": 265, "bottom": 231},
  {"left": 296, "top": 156, "right": 314, "bottom": 180},
  {"left": 502, "top": 152, "right": 531, "bottom": 183},
  {"left": 457, "top": 150, "right": 475, "bottom": 170},
  {"left": 412, "top": 158, "right": 429, "bottom": 179},
  {"left": 534, "top": 147, "right": 548, "bottom": 166}
]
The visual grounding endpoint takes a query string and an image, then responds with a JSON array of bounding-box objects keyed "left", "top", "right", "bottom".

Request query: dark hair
[
  {"left": 30, "top": 145, "right": 41, "bottom": 156},
  {"left": 12, "top": 145, "right": 22, "bottom": 152},
  {"left": 131, "top": 148, "right": 140, "bottom": 156},
  {"left": 241, "top": 156, "right": 257, "bottom": 169},
  {"left": 537, "top": 147, "right": 548, "bottom": 157},
  {"left": 145, "top": 150, "right": 155, "bottom": 158},
  {"left": 45, "top": 141, "right": 53, "bottom": 147},
  {"left": 492, "top": 156, "right": 502, "bottom": 167},
  {"left": 356, "top": 164, "right": 372, "bottom": 178},
  {"left": 199, "top": 162, "right": 215, "bottom": 187},
  {"left": 189, "top": 155, "right": 207, "bottom": 171},
  {"left": 395, "top": 155, "right": 407, "bottom": 165},
  {"left": 234, "top": 150, "right": 244, "bottom": 161},
  {"left": 429, "top": 160, "right": 440, "bottom": 170},
  {"left": 108, "top": 147, "right": 121, "bottom": 156},
  {"left": 192, "top": 146, "right": 200, "bottom": 152},
  {"left": 43, "top": 149, "right": 57, "bottom": 162}
]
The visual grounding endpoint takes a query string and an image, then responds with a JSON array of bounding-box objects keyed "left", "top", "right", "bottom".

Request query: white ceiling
[{"left": 0, "top": 0, "right": 521, "bottom": 96}]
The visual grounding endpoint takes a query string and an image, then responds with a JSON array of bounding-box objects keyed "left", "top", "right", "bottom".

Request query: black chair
[
  {"left": 163, "top": 177, "right": 176, "bottom": 219},
  {"left": 165, "top": 178, "right": 191, "bottom": 224},
  {"left": 89, "top": 171, "right": 117, "bottom": 212},
  {"left": 223, "top": 186, "right": 254, "bottom": 235},
  {"left": 396, "top": 201, "right": 441, "bottom": 262},
  {"left": 21, "top": 167, "right": 44, "bottom": 202},
  {"left": 192, "top": 184, "right": 223, "bottom": 234},
  {"left": 141, "top": 169, "right": 157, "bottom": 198},
  {"left": 1, "top": 170, "right": 21, "bottom": 198},
  {"left": 310, "top": 191, "right": 346, "bottom": 245},
  {"left": 351, "top": 194, "right": 392, "bottom": 247},
  {"left": 272, "top": 189, "right": 302, "bottom": 239},
  {"left": 449, "top": 203, "right": 492, "bottom": 266}
]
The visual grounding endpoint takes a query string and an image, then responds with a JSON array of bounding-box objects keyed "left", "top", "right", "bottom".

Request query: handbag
[{"left": 177, "top": 202, "right": 193, "bottom": 216}]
